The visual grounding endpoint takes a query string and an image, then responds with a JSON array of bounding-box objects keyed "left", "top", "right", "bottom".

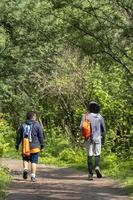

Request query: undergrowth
[{"left": 0, "top": 166, "right": 11, "bottom": 200}]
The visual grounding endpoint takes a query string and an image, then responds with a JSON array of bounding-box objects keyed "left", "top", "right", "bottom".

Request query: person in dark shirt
[{"left": 16, "top": 111, "right": 45, "bottom": 182}]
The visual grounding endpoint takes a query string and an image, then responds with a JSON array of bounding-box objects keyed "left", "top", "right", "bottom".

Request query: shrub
[{"left": 0, "top": 113, "right": 15, "bottom": 157}]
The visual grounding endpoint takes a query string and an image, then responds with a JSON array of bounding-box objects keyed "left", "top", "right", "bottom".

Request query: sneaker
[
  {"left": 95, "top": 167, "right": 102, "bottom": 178},
  {"left": 31, "top": 177, "right": 36, "bottom": 182},
  {"left": 88, "top": 174, "right": 93, "bottom": 180},
  {"left": 23, "top": 170, "right": 28, "bottom": 179}
]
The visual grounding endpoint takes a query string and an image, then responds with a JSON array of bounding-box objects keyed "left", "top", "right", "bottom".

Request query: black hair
[
  {"left": 87, "top": 101, "right": 100, "bottom": 113},
  {"left": 26, "top": 111, "right": 37, "bottom": 120}
]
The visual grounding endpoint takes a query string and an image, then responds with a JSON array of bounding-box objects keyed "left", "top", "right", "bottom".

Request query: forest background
[{"left": 0, "top": 0, "right": 132, "bottom": 199}]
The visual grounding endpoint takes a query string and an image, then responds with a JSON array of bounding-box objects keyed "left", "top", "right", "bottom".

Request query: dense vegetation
[
  {"left": 0, "top": 0, "right": 132, "bottom": 197},
  {"left": 0, "top": 166, "right": 11, "bottom": 200}
]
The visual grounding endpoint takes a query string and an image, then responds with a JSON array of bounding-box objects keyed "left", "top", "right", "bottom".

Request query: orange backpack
[{"left": 82, "top": 112, "right": 92, "bottom": 139}]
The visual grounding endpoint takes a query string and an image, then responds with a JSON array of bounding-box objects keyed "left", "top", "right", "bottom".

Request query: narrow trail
[{"left": 1, "top": 158, "right": 129, "bottom": 200}]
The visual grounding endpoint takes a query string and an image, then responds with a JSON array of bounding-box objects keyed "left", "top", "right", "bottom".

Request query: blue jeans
[{"left": 88, "top": 155, "right": 100, "bottom": 174}]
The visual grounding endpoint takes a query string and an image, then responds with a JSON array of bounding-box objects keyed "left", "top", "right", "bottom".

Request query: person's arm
[
  {"left": 37, "top": 123, "right": 45, "bottom": 150},
  {"left": 100, "top": 116, "right": 106, "bottom": 135},
  {"left": 15, "top": 125, "right": 23, "bottom": 150},
  {"left": 100, "top": 116, "right": 106, "bottom": 145}
]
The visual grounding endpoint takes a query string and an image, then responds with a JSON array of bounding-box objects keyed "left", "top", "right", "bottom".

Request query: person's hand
[
  {"left": 15, "top": 145, "right": 19, "bottom": 151},
  {"left": 40, "top": 145, "right": 45, "bottom": 152},
  {"left": 40, "top": 148, "right": 44, "bottom": 152},
  {"left": 101, "top": 136, "right": 105, "bottom": 146}
]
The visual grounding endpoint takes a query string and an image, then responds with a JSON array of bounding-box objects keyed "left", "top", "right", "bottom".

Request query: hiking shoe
[
  {"left": 23, "top": 170, "right": 28, "bottom": 179},
  {"left": 88, "top": 174, "right": 93, "bottom": 180},
  {"left": 31, "top": 177, "right": 36, "bottom": 182},
  {"left": 95, "top": 167, "right": 102, "bottom": 178}
]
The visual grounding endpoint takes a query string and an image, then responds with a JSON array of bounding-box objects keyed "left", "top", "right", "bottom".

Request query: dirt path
[{"left": 1, "top": 158, "right": 129, "bottom": 200}]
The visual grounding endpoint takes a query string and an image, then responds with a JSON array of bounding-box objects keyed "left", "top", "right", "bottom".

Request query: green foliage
[
  {"left": 0, "top": 0, "right": 132, "bottom": 197},
  {"left": 101, "top": 152, "right": 133, "bottom": 196},
  {"left": 0, "top": 166, "right": 11, "bottom": 200},
  {"left": 59, "top": 148, "right": 77, "bottom": 163},
  {"left": 0, "top": 113, "right": 15, "bottom": 157}
]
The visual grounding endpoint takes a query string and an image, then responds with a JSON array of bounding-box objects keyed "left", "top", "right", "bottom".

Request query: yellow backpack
[
  {"left": 22, "top": 138, "right": 30, "bottom": 157},
  {"left": 22, "top": 123, "right": 33, "bottom": 157}
]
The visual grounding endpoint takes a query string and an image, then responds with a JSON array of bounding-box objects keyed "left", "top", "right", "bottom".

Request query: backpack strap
[{"left": 84, "top": 112, "right": 89, "bottom": 121}]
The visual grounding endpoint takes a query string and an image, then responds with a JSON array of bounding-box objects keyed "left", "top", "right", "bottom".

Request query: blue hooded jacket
[{"left": 16, "top": 120, "right": 45, "bottom": 149}]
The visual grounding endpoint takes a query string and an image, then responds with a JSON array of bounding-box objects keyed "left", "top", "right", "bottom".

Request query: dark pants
[
  {"left": 22, "top": 153, "right": 39, "bottom": 164},
  {"left": 88, "top": 155, "right": 100, "bottom": 174}
]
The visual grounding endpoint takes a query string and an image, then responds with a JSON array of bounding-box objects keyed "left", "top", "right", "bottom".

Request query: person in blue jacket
[{"left": 16, "top": 111, "right": 45, "bottom": 182}]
